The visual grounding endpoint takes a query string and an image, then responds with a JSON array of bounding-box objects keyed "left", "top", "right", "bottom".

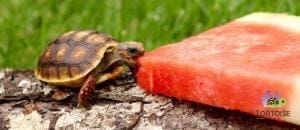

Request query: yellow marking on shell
[
  {"left": 48, "top": 66, "right": 58, "bottom": 79},
  {"left": 36, "top": 41, "right": 119, "bottom": 86},
  {"left": 44, "top": 49, "right": 51, "bottom": 59},
  {"left": 70, "top": 66, "right": 81, "bottom": 78},
  {"left": 81, "top": 62, "right": 92, "bottom": 71},
  {"left": 69, "top": 46, "right": 88, "bottom": 63},
  {"left": 41, "top": 46, "right": 52, "bottom": 63},
  {"left": 86, "top": 33, "right": 107, "bottom": 45},
  {"left": 56, "top": 43, "right": 69, "bottom": 62},
  {"left": 48, "top": 78, "right": 84, "bottom": 88},
  {"left": 95, "top": 46, "right": 109, "bottom": 58},
  {"left": 57, "top": 66, "right": 69, "bottom": 79},
  {"left": 73, "top": 30, "right": 94, "bottom": 42},
  {"left": 60, "top": 31, "right": 75, "bottom": 39}
]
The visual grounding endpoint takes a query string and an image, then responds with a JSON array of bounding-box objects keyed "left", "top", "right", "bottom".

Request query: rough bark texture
[{"left": 0, "top": 70, "right": 299, "bottom": 130}]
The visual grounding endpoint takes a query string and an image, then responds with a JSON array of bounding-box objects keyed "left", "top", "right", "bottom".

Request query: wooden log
[{"left": 0, "top": 70, "right": 298, "bottom": 129}]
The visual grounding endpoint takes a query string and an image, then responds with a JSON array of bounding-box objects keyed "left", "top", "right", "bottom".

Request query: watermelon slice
[{"left": 136, "top": 13, "right": 300, "bottom": 125}]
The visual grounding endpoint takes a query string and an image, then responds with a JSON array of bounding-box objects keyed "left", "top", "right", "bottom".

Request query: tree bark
[{"left": 0, "top": 70, "right": 298, "bottom": 130}]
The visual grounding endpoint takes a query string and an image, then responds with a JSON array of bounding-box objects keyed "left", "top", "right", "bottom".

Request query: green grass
[{"left": 0, "top": 0, "right": 299, "bottom": 69}]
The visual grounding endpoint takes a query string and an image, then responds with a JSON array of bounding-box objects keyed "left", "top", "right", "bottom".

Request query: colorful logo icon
[{"left": 261, "top": 91, "right": 286, "bottom": 108}]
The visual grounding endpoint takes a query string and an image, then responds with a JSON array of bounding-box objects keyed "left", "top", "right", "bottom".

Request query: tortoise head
[
  {"left": 117, "top": 41, "right": 145, "bottom": 67},
  {"left": 118, "top": 41, "right": 145, "bottom": 58}
]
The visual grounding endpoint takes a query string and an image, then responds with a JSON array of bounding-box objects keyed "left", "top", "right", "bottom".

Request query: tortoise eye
[{"left": 127, "top": 48, "right": 138, "bottom": 56}]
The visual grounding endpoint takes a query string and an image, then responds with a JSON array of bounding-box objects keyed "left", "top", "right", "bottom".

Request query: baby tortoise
[{"left": 35, "top": 30, "right": 144, "bottom": 107}]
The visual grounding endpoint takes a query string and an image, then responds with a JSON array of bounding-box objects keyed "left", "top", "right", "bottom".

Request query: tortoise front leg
[
  {"left": 78, "top": 74, "right": 96, "bottom": 107},
  {"left": 96, "top": 66, "right": 124, "bottom": 84},
  {"left": 78, "top": 66, "right": 124, "bottom": 107}
]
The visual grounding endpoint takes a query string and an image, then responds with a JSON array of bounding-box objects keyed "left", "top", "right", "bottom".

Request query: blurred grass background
[{"left": 0, "top": 0, "right": 299, "bottom": 69}]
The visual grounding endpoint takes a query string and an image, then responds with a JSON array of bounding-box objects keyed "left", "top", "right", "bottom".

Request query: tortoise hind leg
[{"left": 78, "top": 74, "right": 96, "bottom": 107}]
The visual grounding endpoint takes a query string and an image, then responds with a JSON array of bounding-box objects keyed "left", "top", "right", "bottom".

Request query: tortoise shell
[{"left": 35, "top": 30, "right": 119, "bottom": 86}]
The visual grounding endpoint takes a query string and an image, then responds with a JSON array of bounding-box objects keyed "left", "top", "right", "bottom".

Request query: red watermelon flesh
[{"left": 136, "top": 13, "right": 300, "bottom": 125}]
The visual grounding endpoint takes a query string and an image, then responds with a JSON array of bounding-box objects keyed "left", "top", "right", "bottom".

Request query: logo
[
  {"left": 256, "top": 90, "right": 290, "bottom": 118},
  {"left": 261, "top": 91, "right": 286, "bottom": 108}
]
